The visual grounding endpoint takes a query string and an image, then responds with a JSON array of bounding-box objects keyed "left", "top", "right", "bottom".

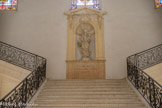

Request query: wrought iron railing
[
  {"left": 127, "top": 44, "right": 162, "bottom": 108},
  {"left": 0, "top": 41, "right": 46, "bottom": 108}
]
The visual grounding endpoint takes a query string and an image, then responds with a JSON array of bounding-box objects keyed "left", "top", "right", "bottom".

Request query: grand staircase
[{"left": 30, "top": 79, "right": 148, "bottom": 108}]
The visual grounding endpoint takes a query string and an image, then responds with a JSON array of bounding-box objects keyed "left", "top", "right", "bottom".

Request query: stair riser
[
  {"left": 41, "top": 90, "right": 132, "bottom": 93},
  {"left": 42, "top": 88, "right": 132, "bottom": 91},
  {"left": 30, "top": 106, "right": 145, "bottom": 108},
  {"left": 31, "top": 80, "right": 147, "bottom": 108},
  {"left": 38, "top": 92, "right": 135, "bottom": 96},
  {"left": 45, "top": 83, "right": 128, "bottom": 86},
  {"left": 34, "top": 99, "right": 141, "bottom": 104},
  {"left": 36, "top": 94, "right": 138, "bottom": 99},
  {"left": 31, "top": 104, "right": 146, "bottom": 107},
  {"left": 43, "top": 86, "right": 130, "bottom": 89}
]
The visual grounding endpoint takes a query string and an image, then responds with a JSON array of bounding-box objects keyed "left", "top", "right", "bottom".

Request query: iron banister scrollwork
[
  {"left": 0, "top": 41, "right": 46, "bottom": 108},
  {"left": 128, "top": 44, "right": 162, "bottom": 69},
  {"left": 127, "top": 44, "right": 162, "bottom": 108},
  {"left": 0, "top": 41, "right": 46, "bottom": 71}
]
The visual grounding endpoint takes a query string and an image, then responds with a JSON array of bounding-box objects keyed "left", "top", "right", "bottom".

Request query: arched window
[
  {"left": 71, "top": 0, "right": 100, "bottom": 10},
  {"left": 155, "top": 0, "right": 162, "bottom": 8},
  {"left": 0, "top": 0, "right": 17, "bottom": 10}
]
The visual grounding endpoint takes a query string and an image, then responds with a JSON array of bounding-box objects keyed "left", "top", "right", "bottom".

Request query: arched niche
[
  {"left": 76, "top": 23, "right": 96, "bottom": 60},
  {"left": 65, "top": 7, "right": 107, "bottom": 79}
]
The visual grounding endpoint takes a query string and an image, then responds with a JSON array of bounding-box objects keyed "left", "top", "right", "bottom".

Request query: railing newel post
[
  {"left": 152, "top": 82, "right": 156, "bottom": 108},
  {"left": 134, "top": 54, "right": 139, "bottom": 89},
  {"left": 21, "top": 81, "right": 24, "bottom": 107},
  {"left": 44, "top": 60, "right": 47, "bottom": 79},
  {"left": 160, "top": 92, "right": 162, "bottom": 108},
  {"left": 25, "top": 78, "right": 28, "bottom": 104},
  {"left": 35, "top": 55, "right": 40, "bottom": 90},
  {"left": 149, "top": 77, "right": 152, "bottom": 106}
]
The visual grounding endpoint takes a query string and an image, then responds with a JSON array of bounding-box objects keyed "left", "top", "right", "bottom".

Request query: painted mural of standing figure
[{"left": 78, "top": 29, "right": 91, "bottom": 60}]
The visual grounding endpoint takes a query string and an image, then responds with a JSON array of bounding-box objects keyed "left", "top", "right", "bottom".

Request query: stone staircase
[{"left": 30, "top": 79, "right": 148, "bottom": 108}]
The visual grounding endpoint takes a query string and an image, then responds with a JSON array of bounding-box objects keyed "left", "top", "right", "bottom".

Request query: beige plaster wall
[
  {"left": 144, "top": 63, "right": 162, "bottom": 85},
  {"left": 103, "top": 0, "right": 162, "bottom": 79},
  {"left": 0, "top": 0, "right": 162, "bottom": 79},
  {"left": 0, "top": 60, "right": 30, "bottom": 98}
]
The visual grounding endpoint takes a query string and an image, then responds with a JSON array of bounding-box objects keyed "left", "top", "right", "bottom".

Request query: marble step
[
  {"left": 34, "top": 98, "right": 141, "bottom": 104},
  {"left": 43, "top": 85, "right": 130, "bottom": 89},
  {"left": 31, "top": 106, "right": 146, "bottom": 108},
  {"left": 41, "top": 89, "right": 132, "bottom": 92},
  {"left": 42, "top": 87, "right": 132, "bottom": 90},
  {"left": 38, "top": 91, "right": 135, "bottom": 96},
  {"left": 47, "top": 79, "right": 126, "bottom": 83},
  {"left": 30, "top": 80, "right": 147, "bottom": 108},
  {"left": 36, "top": 94, "right": 138, "bottom": 99},
  {"left": 45, "top": 84, "right": 129, "bottom": 87},
  {"left": 30, "top": 103, "right": 147, "bottom": 108},
  {"left": 46, "top": 81, "right": 127, "bottom": 84}
]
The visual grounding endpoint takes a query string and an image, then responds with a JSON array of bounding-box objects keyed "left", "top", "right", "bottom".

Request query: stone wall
[{"left": 0, "top": 0, "right": 162, "bottom": 79}]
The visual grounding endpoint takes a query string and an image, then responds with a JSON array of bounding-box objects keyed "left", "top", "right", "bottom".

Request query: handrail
[
  {"left": 0, "top": 41, "right": 47, "bottom": 108},
  {"left": 0, "top": 41, "right": 46, "bottom": 71},
  {"left": 0, "top": 41, "right": 46, "bottom": 60},
  {"left": 129, "top": 45, "right": 162, "bottom": 70},
  {"left": 127, "top": 44, "right": 162, "bottom": 108},
  {"left": 128, "top": 44, "right": 162, "bottom": 58},
  {"left": 128, "top": 61, "right": 161, "bottom": 87}
]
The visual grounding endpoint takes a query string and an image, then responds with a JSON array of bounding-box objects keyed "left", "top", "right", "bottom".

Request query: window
[
  {"left": 155, "top": 0, "right": 162, "bottom": 8},
  {"left": 71, "top": 0, "right": 100, "bottom": 10},
  {"left": 0, "top": 0, "right": 17, "bottom": 10}
]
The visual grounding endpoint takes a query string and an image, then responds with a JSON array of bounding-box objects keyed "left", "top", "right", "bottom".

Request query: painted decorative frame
[
  {"left": 155, "top": 0, "right": 162, "bottom": 8},
  {"left": 0, "top": 0, "right": 17, "bottom": 10},
  {"left": 71, "top": 0, "right": 100, "bottom": 10}
]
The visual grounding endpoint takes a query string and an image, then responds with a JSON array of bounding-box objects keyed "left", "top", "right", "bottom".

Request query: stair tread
[
  {"left": 30, "top": 103, "right": 146, "bottom": 107},
  {"left": 29, "top": 80, "right": 147, "bottom": 108},
  {"left": 30, "top": 106, "right": 147, "bottom": 108}
]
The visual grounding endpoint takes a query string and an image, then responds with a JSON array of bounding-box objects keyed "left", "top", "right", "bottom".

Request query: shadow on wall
[
  {"left": 0, "top": 12, "right": 6, "bottom": 40},
  {"left": 0, "top": 11, "right": 15, "bottom": 40},
  {"left": 0, "top": 12, "right": 4, "bottom": 39}
]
